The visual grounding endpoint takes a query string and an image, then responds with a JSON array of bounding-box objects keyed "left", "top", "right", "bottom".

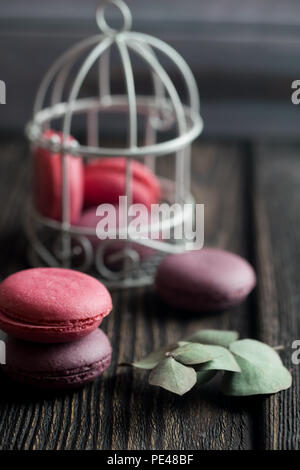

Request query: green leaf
[
  {"left": 186, "top": 329, "right": 239, "bottom": 348},
  {"left": 172, "top": 343, "right": 222, "bottom": 365},
  {"left": 197, "top": 346, "right": 241, "bottom": 373},
  {"left": 222, "top": 339, "right": 292, "bottom": 396},
  {"left": 197, "top": 370, "right": 217, "bottom": 385},
  {"left": 149, "top": 357, "right": 197, "bottom": 395},
  {"left": 132, "top": 344, "right": 177, "bottom": 370}
]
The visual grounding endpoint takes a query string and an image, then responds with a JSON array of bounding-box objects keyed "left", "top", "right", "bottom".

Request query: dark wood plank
[
  {"left": 0, "top": 140, "right": 256, "bottom": 450},
  {"left": 124, "top": 142, "right": 256, "bottom": 450},
  {"left": 252, "top": 142, "right": 300, "bottom": 450}
]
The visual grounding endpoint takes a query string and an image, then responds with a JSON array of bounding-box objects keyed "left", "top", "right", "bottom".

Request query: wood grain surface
[
  {"left": 0, "top": 139, "right": 298, "bottom": 450},
  {"left": 252, "top": 143, "right": 300, "bottom": 450}
]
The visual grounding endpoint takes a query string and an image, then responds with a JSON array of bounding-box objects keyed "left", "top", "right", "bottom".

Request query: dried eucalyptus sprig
[{"left": 121, "top": 329, "right": 292, "bottom": 396}]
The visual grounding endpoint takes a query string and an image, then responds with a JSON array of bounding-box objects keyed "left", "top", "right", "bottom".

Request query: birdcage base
[{"left": 24, "top": 177, "right": 197, "bottom": 289}]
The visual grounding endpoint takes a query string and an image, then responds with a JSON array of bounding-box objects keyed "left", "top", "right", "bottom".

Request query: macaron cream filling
[
  {"left": 5, "top": 354, "right": 111, "bottom": 381},
  {"left": 0, "top": 305, "right": 109, "bottom": 330}
]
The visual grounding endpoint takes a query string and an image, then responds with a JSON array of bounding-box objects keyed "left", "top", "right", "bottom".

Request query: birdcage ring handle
[{"left": 96, "top": 0, "right": 132, "bottom": 35}]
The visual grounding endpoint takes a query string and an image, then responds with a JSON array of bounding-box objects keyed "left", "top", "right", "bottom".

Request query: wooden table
[{"left": 0, "top": 138, "right": 299, "bottom": 450}]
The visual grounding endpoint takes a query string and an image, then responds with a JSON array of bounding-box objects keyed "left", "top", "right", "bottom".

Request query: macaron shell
[
  {"left": 156, "top": 248, "right": 256, "bottom": 311},
  {"left": 33, "top": 129, "right": 83, "bottom": 224},
  {"left": 3, "top": 329, "right": 112, "bottom": 389},
  {"left": 84, "top": 157, "right": 161, "bottom": 209},
  {"left": 0, "top": 268, "right": 112, "bottom": 342},
  {"left": 156, "top": 283, "right": 253, "bottom": 311},
  {"left": 88, "top": 158, "right": 161, "bottom": 198}
]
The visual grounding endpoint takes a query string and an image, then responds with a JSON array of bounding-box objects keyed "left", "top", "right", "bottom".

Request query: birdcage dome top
[{"left": 26, "top": 0, "right": 203, "bottom": 160}]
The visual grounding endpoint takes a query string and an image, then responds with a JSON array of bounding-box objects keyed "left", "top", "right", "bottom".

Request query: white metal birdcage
[{"left": 25, "top": 0, "right": 203, "bottom": 288}]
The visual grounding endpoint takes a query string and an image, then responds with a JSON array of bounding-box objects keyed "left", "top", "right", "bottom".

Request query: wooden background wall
[{"left": 0, "top": 0, "right": 300, "bottom": 137}]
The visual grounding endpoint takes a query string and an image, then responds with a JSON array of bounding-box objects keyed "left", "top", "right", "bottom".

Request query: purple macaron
[
  {"left": 155, "top": 248, "right": 256, "bottom": 311},
  {"left": 2, "top": 328, "right": 112, "bottom": 389}
]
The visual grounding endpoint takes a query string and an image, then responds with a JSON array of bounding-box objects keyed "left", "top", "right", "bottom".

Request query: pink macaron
[
  {"left": 3, "top": 328, "right": 112, "bottom": 389},
  {"left": 0, "top": 268, "right": 112, "bottom": 343},
  {"left": 33, "top": 129, "right": 84, "bottom": 224},
  {"left": 84, "top": 157, "right": 161, "bottom": 209},
  {"left": 155, "top": 248, "right": 256, "bottom": 311}
]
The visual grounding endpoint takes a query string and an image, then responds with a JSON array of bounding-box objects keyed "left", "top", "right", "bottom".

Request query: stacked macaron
[
  {"left": 33, "top": 130, "right": 84, "bottom": 224},
  {"left": 33, "top": 130, "right": 161, "bottom": 260},
  {"left": 0, "top": 267, "right": 113, "bottom": 388}
]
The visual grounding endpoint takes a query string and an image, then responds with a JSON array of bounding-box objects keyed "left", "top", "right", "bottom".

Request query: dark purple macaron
[
  {"left": 2, "top": 328, "right": 112, "bottom": 389},
  {"left": 155, "top": 248, "right": 256, "bottom": 311}
]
